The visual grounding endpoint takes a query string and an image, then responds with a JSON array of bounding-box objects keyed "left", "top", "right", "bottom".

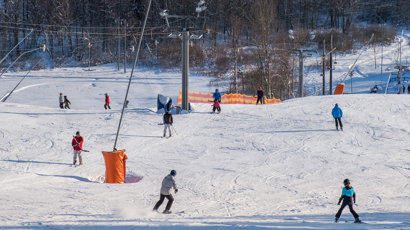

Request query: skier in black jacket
[
  {"left": 163, "top": 111, "right": 173, "bottom": 137},
  {"left": 256, "top": 86, "right": 264, "bottom": 104}
]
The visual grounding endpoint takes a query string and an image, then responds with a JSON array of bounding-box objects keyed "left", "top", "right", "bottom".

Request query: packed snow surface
[{"left": 0, "top": 65, "right": 409, "bottom": 229}]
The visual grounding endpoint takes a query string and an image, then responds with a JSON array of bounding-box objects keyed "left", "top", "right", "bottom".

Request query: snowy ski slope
[{"left": 0, "top": 63, "right": 409, "bottom": 229}]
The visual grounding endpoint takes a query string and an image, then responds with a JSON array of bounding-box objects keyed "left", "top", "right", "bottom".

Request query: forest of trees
[{"left": 0, "top": 0, "right": 404, "bottom": 99}]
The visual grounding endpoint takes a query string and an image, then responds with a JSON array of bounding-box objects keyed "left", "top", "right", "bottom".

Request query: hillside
[{"left": 0, "top": 65, "right": 409, "bottom": 229}]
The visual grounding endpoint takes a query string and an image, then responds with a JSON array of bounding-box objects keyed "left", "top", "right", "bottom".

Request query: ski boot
[
  {"left": 354, "top": 218, "right": 361, "bottom": 223},
  {"left": 163, "top": 210, "right": 172, "bottom": 214},
  {"left": 335, "top": 217, "right": 339, "bottom": 223}
]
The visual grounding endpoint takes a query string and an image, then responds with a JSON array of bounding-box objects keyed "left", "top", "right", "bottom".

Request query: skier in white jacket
[{"left": 153, "top": 170, "right": 178, "bottom": 214}]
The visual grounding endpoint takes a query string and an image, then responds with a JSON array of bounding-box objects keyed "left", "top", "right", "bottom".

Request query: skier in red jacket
[
  {"left": 104, "top": 93, "right": 111, "bottom": 109},
  {"left": 72, "top": 131, "right": 84, "bottom": 165}
]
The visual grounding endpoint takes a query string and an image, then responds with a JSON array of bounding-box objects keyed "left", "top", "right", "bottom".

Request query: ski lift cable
[
  {"left": 1, "top": 58, "right": 43, "bottom": 102},
  {"left": 113, "top": 0, "right": 152, "bottom": 151},
  {"left": 341, "top": 33, "right": 374, "bottom": 83}
]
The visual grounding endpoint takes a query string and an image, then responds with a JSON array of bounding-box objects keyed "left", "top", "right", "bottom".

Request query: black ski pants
[
  {"left": 256, "top": 96, "right": 264, "bottom": 104},
  {"left": 153, "top": 194, "right": 174, "bottom": 211},
  {"left": 334, "top": 117, "right": 343, "bottom": 130},
  {"left": 213, "top": 106, "right": 221, "bottom": 112},
  {"left": 335, "top": 200, "right": 359, "bottom": 219}
]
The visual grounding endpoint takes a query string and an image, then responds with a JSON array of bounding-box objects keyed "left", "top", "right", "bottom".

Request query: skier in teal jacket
[{"left": 335, "top": 179, "right": 361, "bottom": 223}]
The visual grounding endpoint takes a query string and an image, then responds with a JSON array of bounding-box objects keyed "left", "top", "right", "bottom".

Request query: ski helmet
[
  {"left": 76, "top": 131, "right": 80, "bottom": 135},
  {"left": 170, "top": 170, "right": 176, "bottom": 176},
  {"left": 343, "top": 178, "right": 350, "bottom": 185}
]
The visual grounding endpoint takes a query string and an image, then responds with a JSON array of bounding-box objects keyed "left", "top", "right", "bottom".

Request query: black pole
[
  {"left": 322, "top": 39, "right": 325, "bottom": 95},
  {"left": 329, "top": 32, "right": 333, "bottom": 95},
  {"left": 113, "top": 0, "right": 152, "bottom": 151}
]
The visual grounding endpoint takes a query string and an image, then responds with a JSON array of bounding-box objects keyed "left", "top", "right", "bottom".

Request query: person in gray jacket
[
  {"left": 153, "top": 170, "right": 178, "bottom": 214},
  {"left": 59, "top": 93, "right": 64, "bottom": 109}
]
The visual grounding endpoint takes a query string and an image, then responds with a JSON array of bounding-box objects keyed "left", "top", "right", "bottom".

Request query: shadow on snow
[{"left": 1, "top": 212, "right": 409, "bottom": 229}]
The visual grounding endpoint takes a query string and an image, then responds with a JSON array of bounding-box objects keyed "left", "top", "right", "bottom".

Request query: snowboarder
[
  {"left": 332, "top": 103, "right": 343, "bottom": 131},
  {"left": 163, "top": 111, "right": 173, "bottom": 137},
  {"left": 71, "top": 131, "right": 84, "bottom": 165},
  {"left": 104, "top": 93, "right": 111, "bottom": 109},
  {"left": 64, "top": 96, "right": 71, "bottom": 109},
  {"left": 153, "top": 170, "right": 178, "bottom": 214},
  {"left": 59, "top": 93, "right": 64, "bottom": 109},
  {"left": 335, "top": 179, "right": 361, "bottom": 223},
  {"left": 256, "top": 86, "right": 264, "bottom": 104},
  {"left": 213, "top": 89, "right": 222, "bottom": 103},
  {"left": 212, "top": 99, "right": 221, "bottom": 113}
]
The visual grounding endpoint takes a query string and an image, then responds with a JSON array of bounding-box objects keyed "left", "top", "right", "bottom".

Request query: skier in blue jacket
[
  {"left": 335, "top": 179, "right": 361, "bottom": 223},
  {"left": 213, "top": 89, "right": 222, "bottom": 103},
  {"left": 332, "top": 103, "right": 343, "bottom": 131}
]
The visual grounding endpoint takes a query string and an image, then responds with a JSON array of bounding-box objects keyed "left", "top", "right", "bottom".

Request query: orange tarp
[
  {"left": 177, "top": 90, "right": 281, "bottom": 104},
  {"left": 102, "top": 149, "right": 128, "bottom": 183},
  {"left": 334, "top": 84, "right": 345, "bottom": 95}
]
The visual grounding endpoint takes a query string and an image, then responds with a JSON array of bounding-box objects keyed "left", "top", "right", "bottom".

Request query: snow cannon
[
  {"left": 334, "top": 84, "right": 345, "bottom": 95},
  {"left": 102, "top": 149, "right": 128, "bottom": 183}
]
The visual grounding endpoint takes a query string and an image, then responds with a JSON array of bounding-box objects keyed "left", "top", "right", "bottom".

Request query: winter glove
[{"left": 175, "top": 189, "right": 178, "bottom": 193}]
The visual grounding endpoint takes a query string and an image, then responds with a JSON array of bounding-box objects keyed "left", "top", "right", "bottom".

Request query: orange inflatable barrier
[
  {"left": 102, "top": 149, "right": 128, "bottom": 183},
  {"left": 177, "top": 90, "right": 281, "bottom": 105},
  {"left": 334, "top": 84, "right": 345, "bottom": 95}
]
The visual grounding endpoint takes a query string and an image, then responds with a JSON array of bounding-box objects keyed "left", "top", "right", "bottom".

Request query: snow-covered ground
[
  {"left": 0, "top": 64, "right": 409, "bottom": 230},
  {"left": 1, "top": 31, "right": 410, "bottom": 229}
]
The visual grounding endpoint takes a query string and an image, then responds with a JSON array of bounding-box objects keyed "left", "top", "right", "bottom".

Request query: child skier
[
  {"left": 153, "top": 170, "right": 178, "bottom": 214},
  {"left": 64, "top": 96, "right": 71, "bottom": 109},
  {"left": 335, "top": 179, "right": 361, "bottom": 223},
  {"left": 212, "top": 100, "right": 221, "bottom": 113},
  {"left": 331, "top": 103, "right": 343, "bottom": 131}
]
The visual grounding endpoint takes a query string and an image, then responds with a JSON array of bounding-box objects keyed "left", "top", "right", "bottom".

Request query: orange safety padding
[
  {"left": 177, "top": 90, "right": 281, "bottom": 105},
  {"left": 102, "top": 149, "right": 128, "bottom": 183},
  {"left": 334, "top": 84, "right": 345, "bottom": 95}
]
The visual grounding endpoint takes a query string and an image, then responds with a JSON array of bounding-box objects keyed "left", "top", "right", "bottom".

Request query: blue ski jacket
[
  {"left": 338, "top": 185, "right": 356, "bottom": 204},
  {"left": 332, "top": 105, "right": 343, "bottom": 118},
  {"left": 341, "top": 186, "right": 355, "bottom": 197},
  {"left": 213, "top": 90, "right": 222, "bottom": 102}
]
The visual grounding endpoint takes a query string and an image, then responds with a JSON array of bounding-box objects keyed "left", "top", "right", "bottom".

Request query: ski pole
[
  {"left": 171, "top": 125, "right": 177, "bottom": 135},
  {"left": 73, "top": 136, "right": 89, "bottom": 152}
]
